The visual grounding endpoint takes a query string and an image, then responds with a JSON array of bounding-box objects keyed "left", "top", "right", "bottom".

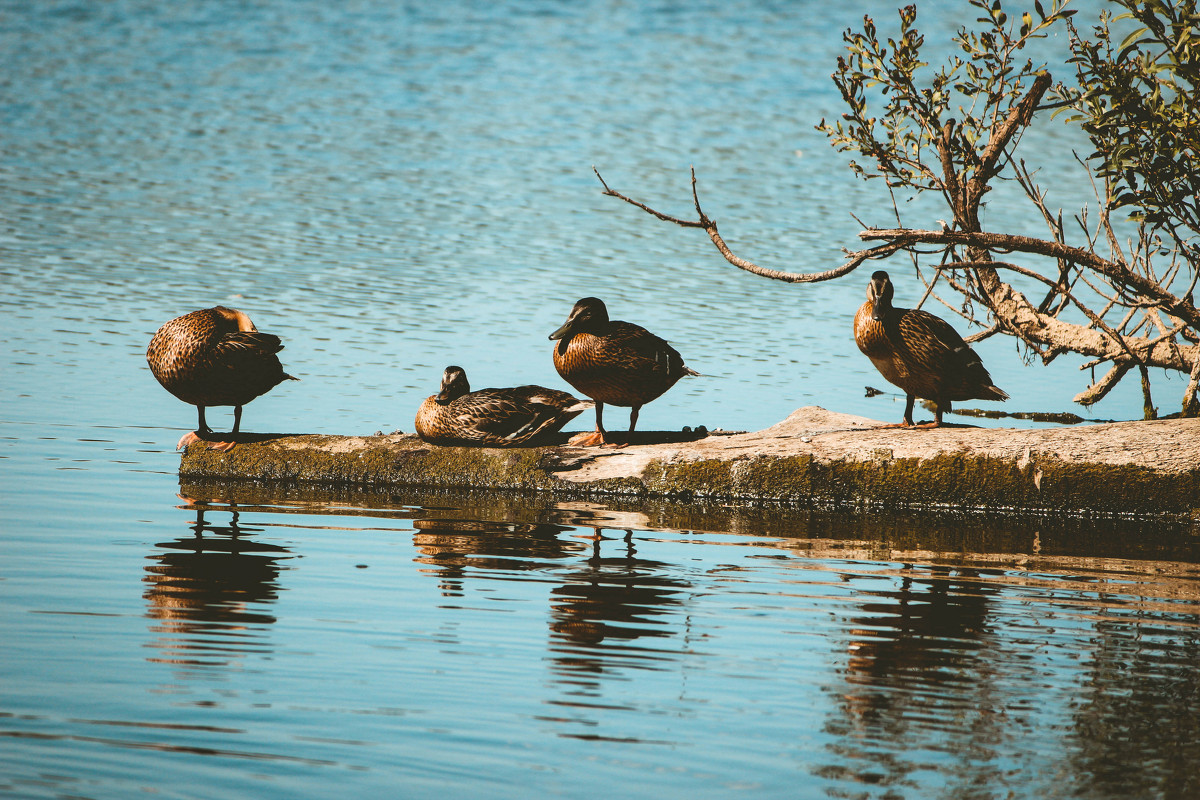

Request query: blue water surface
[{"left": 3, "top": 1, "right": 1199, "bottom": 798}]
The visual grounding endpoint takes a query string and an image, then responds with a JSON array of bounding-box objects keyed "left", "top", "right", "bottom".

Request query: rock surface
[{"left": 179, "top": 406, "right": 1200, "bottom": 519}]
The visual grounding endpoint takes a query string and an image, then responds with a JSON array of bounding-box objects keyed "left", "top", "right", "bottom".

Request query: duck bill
[
  {"left": 548, "top": 318, "right": 575, "bottom": 341},
  {"left": 871, "top": 295, "right": 886, "bottom": 322}
]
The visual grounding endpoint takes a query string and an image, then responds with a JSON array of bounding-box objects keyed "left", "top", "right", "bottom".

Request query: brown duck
[
  {"left": 415, "top": 366, "right": 591, "bottom": 446},
  {"left": 549, "top": 296, "right": 698, "bottom": 446},
  {"left": 854, "top": 271, "right": 1008, "bottom": 427},
  {"left": 146, "top": 306, "right": 297, "bottom": 451}
]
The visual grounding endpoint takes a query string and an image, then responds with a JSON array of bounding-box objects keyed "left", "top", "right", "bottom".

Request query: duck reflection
[
  {"left": 144, "top": 502, "right": 291, "bottom": 670},
  {"left": 820, "top": 565, "right": 1002, "bottom": 792},
  {"left": 411, "top": 518, "right": 581, "bottom": 596},
  {"left": 547, "top": 529, "right": 689, "bottom": 687},
  {"left": 410, "top": 511, "right": 691, "bottom": 688}
]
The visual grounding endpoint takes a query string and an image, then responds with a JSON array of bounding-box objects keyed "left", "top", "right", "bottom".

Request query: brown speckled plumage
[
  {"left": 549, "top": 297, "right": 697, "bottom": 445},
  {"left": 146, "top": 306, "right": 296, "bottom": 449},
  {"left": 854, "top": 271, "right": 1007, "bottom": 427},
  {"left": 415, "top": 366, "right": 591, "bottom": 446}
]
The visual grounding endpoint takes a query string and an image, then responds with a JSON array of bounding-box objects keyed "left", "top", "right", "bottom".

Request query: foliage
[
  {"left": 1066, "top": 0, "right": 1200, "bottom": 247},
  {"left": 599, "top": 0, "right": 1200, "bottom": 416},
  {"left": 816, "top": 0, "right": 1200, "bottom": 416},
  {"left": 822, "top": 1, "right": 1076, "bottom": 199}
]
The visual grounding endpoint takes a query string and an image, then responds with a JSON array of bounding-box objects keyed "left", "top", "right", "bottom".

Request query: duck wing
[
  {"left": 897, "top": 309, "right": 1006, "bottom": 400},
  {"left": 452, "top": 387, "right": 589, "bottom": 443}
]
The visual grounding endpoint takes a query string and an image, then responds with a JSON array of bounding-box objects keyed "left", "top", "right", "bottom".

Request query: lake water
[{"left": 3, "top": 1, "right": 1199, "bottom": 798}]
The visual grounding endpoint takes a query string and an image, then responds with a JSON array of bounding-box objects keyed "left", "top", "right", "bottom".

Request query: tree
[{"left": 596, "top": 0, "right": 1200, "bottom": 418}]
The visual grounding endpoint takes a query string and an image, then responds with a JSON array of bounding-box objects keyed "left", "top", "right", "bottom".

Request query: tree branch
[
  {"left": 594, "top": 166, "right": 887, "bottom": 283},
  {"left": 859, "top": 227, "right": 1200, "bottom": 328}
]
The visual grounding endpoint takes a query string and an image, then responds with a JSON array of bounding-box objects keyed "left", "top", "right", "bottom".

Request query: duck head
[
  {"left": 436, "top": 366, "right": 471, "bottom": 403},
  {"left": 549, "top": 297, "right": 609, "bottom": 340},
  {"left": 866, "top": 271, "right": 894, "bottom": 322},
  {"left": 213, "top": 306, "right": 258, "bottom": 332}
]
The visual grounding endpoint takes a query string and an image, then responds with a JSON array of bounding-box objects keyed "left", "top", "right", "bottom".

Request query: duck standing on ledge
[
  {"left": 147, "top": 306, "right": 297, "bottom": 451},
  {"left": 854, "top": 271, "right": 1008, "bottom": 428},
  {"left": 415, "top": 365, "right": 591, "bottom": 446},
  {"left": 549, "top": 296, "right": 698, "bottom": 446}
]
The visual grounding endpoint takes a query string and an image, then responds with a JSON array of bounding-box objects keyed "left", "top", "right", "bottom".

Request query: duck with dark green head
[
  {"left": 549, "top": 297, "right": 698, "bottom": 446},
  {"left": 853, "top": 271, "right": 1008, "bottom": 427}
]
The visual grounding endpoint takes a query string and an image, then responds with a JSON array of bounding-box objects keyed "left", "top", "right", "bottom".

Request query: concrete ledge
[{"left": 178, "top": 406, "right": 1200, "bottom": 519}]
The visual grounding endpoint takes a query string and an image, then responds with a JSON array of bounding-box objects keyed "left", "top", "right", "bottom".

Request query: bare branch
[
  {"left": 595, "top": 167, "right": 885, "bottom": 283},
  {"left": 859, "top": 227, "right": 1200, "bottom": 328},
  {"left": 1074, "top": 361, "right": 1132, "bottom": 406}
]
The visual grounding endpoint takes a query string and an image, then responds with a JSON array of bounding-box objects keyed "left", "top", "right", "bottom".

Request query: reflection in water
[
  {"left": 143, "top": 503, "right": 291, "bottom": 671},
  {"left": 120, "top": 483, "right": 1200, "bottom": 797},
  {"left": 410, "top": 508, "right": 694, "bottom": 742},
  {"left": 1068, "top": 617, "right": 1200, "bottom": 798},
  {"left": 411, "top": 518, "right": 580, "bottom": 596},
  {"left": 548, "top": 530, "right": 688, "bottom": 685},
  {"left": 819, "top": 566, "right": 1004, "bottom": 795}
]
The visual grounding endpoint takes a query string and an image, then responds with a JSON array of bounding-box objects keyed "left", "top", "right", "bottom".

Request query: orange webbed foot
[
  {"left": 177, "top": 431, "right": 203, "bottom": 450},
  {"left": 567, "top": 431, "right": 608, "bottom": 447}
]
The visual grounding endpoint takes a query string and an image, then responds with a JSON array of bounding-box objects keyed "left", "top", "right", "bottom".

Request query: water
[{"left": 3, "top": 1, "right": 1199, "bottom": 797}]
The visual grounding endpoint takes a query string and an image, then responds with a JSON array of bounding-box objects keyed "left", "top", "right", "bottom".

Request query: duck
[
  {"left": 549, "top": 296, "right": 698, "bottom": 446},
  {"left": 853, "top": 270, "right": 1008, "bottom": 428},
  {"left": 415, "top": 365, "right": 592, "bottom": 446},
  {"left": 146, "top": 306, "right": 297, "bottom": 451}
]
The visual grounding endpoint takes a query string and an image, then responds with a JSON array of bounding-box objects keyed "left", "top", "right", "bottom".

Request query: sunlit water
[{"left": 3, "top": 1, "right": 1199, "bottom": 798}]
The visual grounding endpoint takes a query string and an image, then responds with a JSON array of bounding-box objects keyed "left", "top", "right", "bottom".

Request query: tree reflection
[
  {"left": 818, "top": 565, "right": 1005, "bottom": 796},
  {"left": 1066, "top": 616, "right": 1200, "bottom": 798},
  {"left": 143, "top": 503, "right": 291, "bottom": 670}
]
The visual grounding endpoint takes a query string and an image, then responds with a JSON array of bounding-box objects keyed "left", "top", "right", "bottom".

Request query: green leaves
[
  {"left": 1068, "top": 0, "right": 1200, "bottom": 239},
  {"left": 819, "top": 0, "right": 1078, "bottom": 200}
]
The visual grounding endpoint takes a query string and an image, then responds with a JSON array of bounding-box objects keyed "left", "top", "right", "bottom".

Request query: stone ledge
[{"left": 178, "top": 406, "right": 1200, "bottom": 519}]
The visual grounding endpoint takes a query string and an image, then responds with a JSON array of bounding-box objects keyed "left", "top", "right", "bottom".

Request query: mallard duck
[
  {"left": 415, "top": 365, "right": 592, "bottom": 447},
  {"left": 854, "top": 271, "right": 1008, "bottom": 427},
  {"left": 147, "top": 306, "right": 297, "bottom": 451},
  {"left": 549, "top": 296, "right": 698, "bottom": 446}
]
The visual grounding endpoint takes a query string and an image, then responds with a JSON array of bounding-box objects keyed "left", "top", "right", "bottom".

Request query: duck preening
[
  {"left": 147, "top": 306, "right": 297, "bottom": 451},
  {"left": 549, "top": 296, "right": 698, "bottom": 446},
  {"left": 415, "top": 365, "right": 592, "bottom": 446},
  {"left": 853, "top": 271, "right": 1008, "bottom": 428}
]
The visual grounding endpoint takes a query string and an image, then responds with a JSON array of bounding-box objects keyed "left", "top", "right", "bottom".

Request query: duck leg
[
  {"left": 204, "top": 405, "right": 243, "bottom": 453},
  {"left": 569, "top": 401, "right": 608, "bottom": 447},
  {"left": 876, "top": 394, "right": 918, "bottom": 429},
  {"left": 598, "top": 405, "right": 642, "bottom": 448},
  {"left": 177, "top": 405, "right": 214, "bottom": 450},
  {"left": 911, "top": 399, "right": 947, "bottom": 429}
]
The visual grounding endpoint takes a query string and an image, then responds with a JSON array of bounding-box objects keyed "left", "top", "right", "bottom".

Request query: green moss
[{"left": 179, "top": 434, "right": 1200, "bottom": 520}]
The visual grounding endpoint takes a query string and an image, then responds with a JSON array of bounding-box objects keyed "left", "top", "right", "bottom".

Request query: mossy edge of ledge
[
  {"left": 180, "top": 437, "right": 566, "bottom": 491},
  {"left": 644, "top": 453, "right": 1200, "bottom": 516},
  {"left": 179, "top": 434, "right": 1200, "bottom": 519}
]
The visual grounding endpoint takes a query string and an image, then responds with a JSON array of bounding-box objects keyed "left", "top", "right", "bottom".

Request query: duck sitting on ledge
[
  {"left": 415, "top": 365, "right": 592, "bottom": 447},
  {"left": 853, "top": 271, "right": 1008, "bottom": 428},
  {"left": 549, "top": 296, "right": 699, "bottom": 447},
  {"left": 147, "top": 306, "right": 297, "bottom": 451}
]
